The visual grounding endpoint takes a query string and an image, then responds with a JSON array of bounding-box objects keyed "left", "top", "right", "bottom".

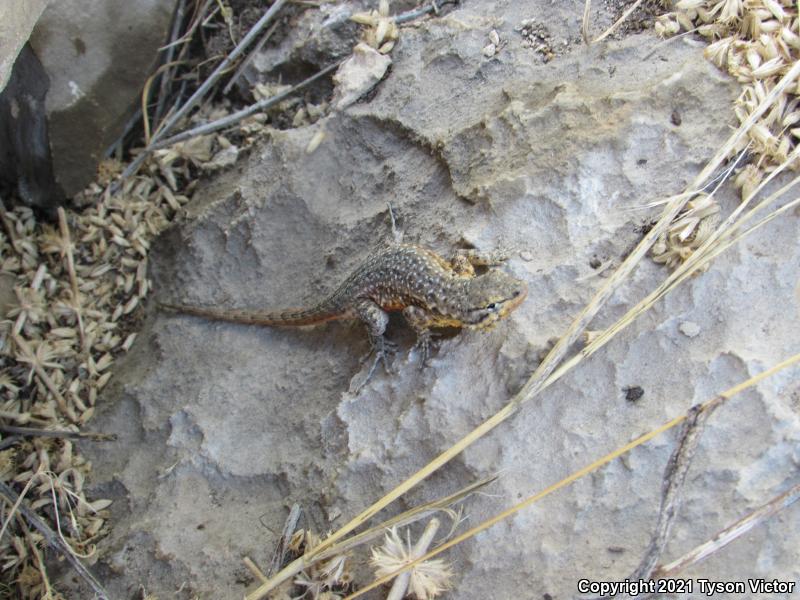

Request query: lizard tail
[{"left": 159, "top": 302, "right": 344, "bottom": 327}]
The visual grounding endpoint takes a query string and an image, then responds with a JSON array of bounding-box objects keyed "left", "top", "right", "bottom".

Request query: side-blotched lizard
[{"left": 161, "top": 244, "right": 527, "bottom": 366}]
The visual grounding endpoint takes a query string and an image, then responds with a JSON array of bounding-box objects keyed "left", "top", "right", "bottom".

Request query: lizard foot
[
  {"left": 361, "top": 336, "right": 398, "bottom": 372},
  {"left": 412, "top": 332, "right": 440, "bottom": 368},
  {"left": 351, "top": 336, "right": 398, "bottom": 393}
]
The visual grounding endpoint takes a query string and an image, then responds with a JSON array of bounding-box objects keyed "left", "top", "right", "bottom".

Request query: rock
[
  {"left": 73, "top": 2, "right": 800, "bottom": 599},
  {"left": 0, "top": 44, "right": 64, "bottom": 212},
  {"left": 248, "top": 2, "right": 360, "bottom": 86},
  {"left": 28, "top": 0, "right": 174, "bottom": 197},
  {"left": 332, "top": 42, "right": 391, "bottom": 110},
  {"left": 679, "top": 320, "right": 701, "bottom": 337},
  {"left": 0, "top": 0, "right": 48, "bottom": 91}
]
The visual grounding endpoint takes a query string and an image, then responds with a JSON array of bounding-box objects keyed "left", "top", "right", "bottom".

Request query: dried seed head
[{"left": 371, "top": 527, "right": 453, "bottom": 600}]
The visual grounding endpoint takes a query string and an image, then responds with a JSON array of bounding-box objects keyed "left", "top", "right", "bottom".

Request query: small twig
[
  {"left": 395, "top": 0, "right": 459, "bottom": 24},
  {"left": 581, "top": 0, "right": 592, "bottom": 44},
  {"left": 653, "top": 481, "right": 800, "bottom": 578},
  {"left": 0, "top": 425, "right": 115, "bottom": 441},
  {"left": 244, "top": 556, "right": 269, "bottom": 584},
  {"left": 0, "top": 480, "right": 111, "bottom": 600},
  {"left": 57, "top": 208, "right": 87, "bottom": 352},
  {"left": 153, "top": 0, "right": 189, "bottom": 130},
  {"left": 269, "top": 503, "right": 302, "bottom": 576},
  {"left": 641, "top": 27, "right": 701, "bottom": 61},
  {"left": 591, "top": 0, "right": 645, "bottom": 44},
  {"left": 12, "top": 333, "right": 76, "bottom": 423},
  {"left": 152, "top": 60, "right": 341, "bottom": 149},
  {"left": 0, "top": 435, "right": 22, "bottom": 451},
  {"left": 629, "top": 400, "right": 720, "bottom": 581},
  {"left": 0, "top": 474, "right": 36, "bottom": 542},
  {"left": 386, "top": 201, "right": 403, "bottom": 244},
  {"left": 223, "top": 19, "right": 281, "bottom": 95},
  {"left": 104, "top": 107, "right": 144, "bottom": 159},
  {"left": 28, "top": 534, "right": 54, "bottom": 598},
  {"left": 116, "top": 0, "right": 289, "bottom": 185}
]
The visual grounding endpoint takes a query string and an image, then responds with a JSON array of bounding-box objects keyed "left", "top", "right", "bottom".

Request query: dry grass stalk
[
  {"left": 0, "top": 425, "right": 114, "bottom": 441},
  {"left": 582, "top": 0, "right": 646, "bottom": 44},
  {"left": 565, "top": 171, "right": 800, "bottom": 385},
  {"left": 652, "top": 481, "right": 800, "bottom": 579},
  {"left": 343, "top": 354, "right": 800, "bottom": 599},
  {"left": 222, "top": 19, "right": 282, "bottom": 95},
  {"left": 244, "top": 556, "right": 270, "bottom": 584},
  {"left": 629, "top": 402, "right": 719, "bottom": 580},
  {"left": 57, "top": 208, "right": 86, "bottom": 353},
  {"left": 0, "top": 473, "right": 36, "bottom": 543},
  {"left": 246, "top": 60, "right": 800, "bottom": 600}
]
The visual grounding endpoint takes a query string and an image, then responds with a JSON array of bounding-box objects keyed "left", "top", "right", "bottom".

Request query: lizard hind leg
[{"left": 402, "top": 305, "right": 440, "bottom": 368}]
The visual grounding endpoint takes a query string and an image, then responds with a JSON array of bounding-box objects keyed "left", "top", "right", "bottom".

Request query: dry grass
[
  {"left": 344, "top": 354, "right": 800, "bottom": 599},
  {"left": 0, "top": 165, "right": 189, "bottom": 598}
]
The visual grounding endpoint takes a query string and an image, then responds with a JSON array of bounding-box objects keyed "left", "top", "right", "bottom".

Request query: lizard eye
[{"left": 486, "top": 302, "right": 498, "bottom": 311}]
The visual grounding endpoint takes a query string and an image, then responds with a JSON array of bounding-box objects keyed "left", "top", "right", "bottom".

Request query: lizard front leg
[
  {"left": 355, "top": 298, "right": 395, "bottom": 374},
  {"left": 450, "top": 248, "right": 510, "bottom": 277},
  {"left": 402, "top": 305, "right": 440, "bottom": 366}
]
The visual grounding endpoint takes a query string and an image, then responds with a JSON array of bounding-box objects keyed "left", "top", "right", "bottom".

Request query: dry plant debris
[
  {"left": 0, "top": 164, "right": 194, "bottom": 595},
  {"left": 351, "top": 0, "right": 400, "bottom": 55},
  {"left": 288, "top": 529, "right": 353, "bottom": 600},
  {"left": 0, "top": 83, "right": 301, "bottom": 592},
  {"left": 652, "top": 0, "right": 800, "bottom": 267},
  {"left": 651, "top": 192, "right": 720, "bottom": 268},
  {"left": 370, "top": 522, "right": 452, "bottom": 600},
  {"left": 515, "top": 18, "right": 560, "bottom": 61}
]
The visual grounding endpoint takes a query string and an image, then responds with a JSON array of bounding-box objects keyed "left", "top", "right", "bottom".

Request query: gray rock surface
[
  {"left": 0, "top": 44, "right": 64, "bottom": 211},
  {"left": 249, "top": 1, "right": 361, "bottom": 81},
  {"left": 78, "top": 2, "right": 800, "bottom": 599},
  {"left": 29, "top": 0, "right": 173, "bottom": 197},
  {"left": 0, "top": 0, "right": 48, "bottom": 92}
]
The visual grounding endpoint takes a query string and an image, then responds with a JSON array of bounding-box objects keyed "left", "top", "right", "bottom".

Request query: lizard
[{"left": 160, "top": 244, "right": 528, "bottom": 368}]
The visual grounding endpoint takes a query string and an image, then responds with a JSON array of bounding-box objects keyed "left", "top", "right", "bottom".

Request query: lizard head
[{"left": 460, "top": 269, "right": 528, "bottom": 330}]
